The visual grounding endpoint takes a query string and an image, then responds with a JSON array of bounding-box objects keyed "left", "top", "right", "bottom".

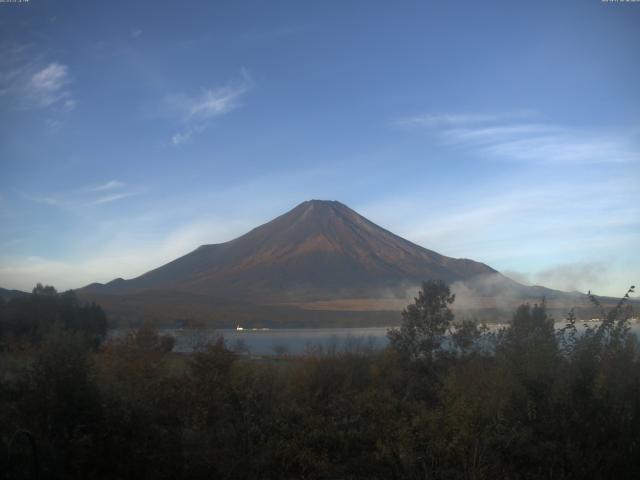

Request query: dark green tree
[
  {"left": 387, "top": 279, "right": 455, "bottom": 361},
  {"left": 0, "top": 285, "right": 107, "bottom": 346},
  {"left": 32, "top": 283, "right": 58, "bottom": 296}
]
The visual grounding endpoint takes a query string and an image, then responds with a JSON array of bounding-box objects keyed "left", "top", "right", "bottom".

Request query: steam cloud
[{"left": 504, "top": 262, "right": 609, "bottom": 293}]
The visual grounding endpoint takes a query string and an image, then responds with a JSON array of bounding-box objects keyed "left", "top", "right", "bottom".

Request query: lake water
[
  {"left": 109, "top": 321, "right": 640, "bottom": 356},
  {"left": 109, "top": 326, "right": 391, "bottom": 355}
]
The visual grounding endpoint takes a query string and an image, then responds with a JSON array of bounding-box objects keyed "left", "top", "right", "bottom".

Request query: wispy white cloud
[
  {"left": 395, "top": 111, "right": 640, "bottom": 165},
  {"left": 171, "top": 130, "right": 192, "bottom": 146},
  {"left": 477, "top": 130, "right": 637, "bottom": 165},
  {"left": 24, "top": 180, "right": 136, "bottom": 209},
  {"left": 22, "top": 194, "right": 69, "bottom": 208},
  {"left": 170, "top": 123, "right": 210, "bottom": 145},
  {"left": 0, "top": 44, "right": 75, "bottom": 112},
  {"left": 26, "top": 62, "right": 75, "bottom": 111},
  {"left": 164, "top": 69, "right": 253, "bottom": 146},
  {"left": 89, "top": 192, "right": 136, "bottom": 206},
  {"left": 359, "top": 171, "right": 639, "bottom": 296},
  {"left": 389, "top": 182, "right": 638, "bottom": 257},
  {"left": 188, "top": 85, "right": 246, "bottom": 119},
  {"left": 440, "top": 124, "right": 554, "bottom": 144},
  {"left": 29, "top": 63, "right": 71, "bottom": 106},
  {"left": 394, "top": 111, "right": 536, "bottom": 128},
  {"left": 44, "top": 118, "right": 62, "bottom": 131},
  {"left": 130, "top": 28, "right": 143, "bottom": 39},
  {"left": 0, "top": 215, "right": 250, "bottom": 291},
  {"left": 84, "top": 180, "right": 126, "bottom": 192}
]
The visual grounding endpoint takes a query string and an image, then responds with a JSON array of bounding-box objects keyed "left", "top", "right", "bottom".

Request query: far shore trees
[{"left": 0, "top": 284, "right": 107, "bottom": 349}]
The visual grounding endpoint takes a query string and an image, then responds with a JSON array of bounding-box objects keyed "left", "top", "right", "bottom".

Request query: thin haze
[{"left": 0, "top": 1, "right": 638, "bottom": 297}]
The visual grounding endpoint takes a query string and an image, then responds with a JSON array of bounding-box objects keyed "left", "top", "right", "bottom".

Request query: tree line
[
  {"left": 0, "top": 284, "right": 107, "bottom": 349},
  {"left": 0, "top": 281, "right": 638, "bottom": 479}
]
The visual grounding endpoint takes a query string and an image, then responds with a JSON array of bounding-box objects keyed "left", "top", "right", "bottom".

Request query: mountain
[
  {"left": 0, "top": 287, "right": 29, "bottom": 302},
  {"left": 78, "top": 200, "right": 593, "bottom": 326},
  {"left": 84, "top": 200, "right": 499, "bottom": 299}
]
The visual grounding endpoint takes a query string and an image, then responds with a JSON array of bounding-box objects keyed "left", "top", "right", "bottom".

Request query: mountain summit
[
  {"left": 81, "top": 200, "right": 582, "bottom": 325},
  {"left": 84, "top": 200, "right": 497, "bottom": 301}
]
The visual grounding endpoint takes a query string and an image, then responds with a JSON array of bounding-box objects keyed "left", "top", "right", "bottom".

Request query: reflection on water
[
  {"left": 108, "top": 322, "right": 640, "bottom": 356},
  {"left": 109, "top": 327, "right": 390, "bottom": 355}
]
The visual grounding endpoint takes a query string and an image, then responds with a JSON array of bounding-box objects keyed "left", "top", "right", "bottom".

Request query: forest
[{"left": 1, "top": 282, "right": 638, "bottom": 479}]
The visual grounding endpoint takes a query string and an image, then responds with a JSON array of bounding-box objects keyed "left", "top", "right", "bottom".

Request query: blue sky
[{"left": 1, "top": 0, "right": 639, "bottom": 296}]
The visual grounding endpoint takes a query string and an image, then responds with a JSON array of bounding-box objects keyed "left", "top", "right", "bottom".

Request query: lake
[
  {"left": 109, "top": 321, "right": 640, "bottom": 356},
  {"left": 109, "top": 326, "right": 390, "bottom": 355}
]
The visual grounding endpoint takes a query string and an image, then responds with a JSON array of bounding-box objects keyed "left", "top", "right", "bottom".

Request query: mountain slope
[
  {"left": 0, "top": 287, "right": 29, "bottom": 302},
  {"left": 83, "top": 200, "right": 500, "bottom": 301},
  {"left": 78, "top": 200, "right": 602, "bottom": 326}
]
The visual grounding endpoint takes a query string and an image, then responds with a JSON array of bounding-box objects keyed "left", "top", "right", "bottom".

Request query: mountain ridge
[
  {"left": 77, "top": 200, "right": 598, "bottom": 326},
  {"left": 0, "top": 287, "right": 29, "bottom": 301},
  {"left": 82, "top": 200, "right": 501, "bottom": 300}
]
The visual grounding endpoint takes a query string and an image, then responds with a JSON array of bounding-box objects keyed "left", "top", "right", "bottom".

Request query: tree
[
  {"left": 503, "top": 301, "right": 555, "bottom": 352},
  {"left": 32, "top": 283, "right": 57, "bottom": 296},
  {"left": 0, "top": 285, "right": 108, "bottom": 347},
  {"left": 497, "top": 301, "right": 558, "bottom": 383},
  {"left": 387, "top": 280, "right": 455, "bottom": 361},
  {"left": 20, "top": 325, "right": 103, "bottom": 476}
]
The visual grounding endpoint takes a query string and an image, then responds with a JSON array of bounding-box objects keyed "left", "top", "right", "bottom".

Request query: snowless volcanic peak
[{"left": 81, "top": 200, "right": 499, "bottom": 301}]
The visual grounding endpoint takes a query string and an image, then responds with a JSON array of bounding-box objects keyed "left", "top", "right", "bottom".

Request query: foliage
[
  {"left": 387, "top": 280, "right": 455, "bottom": 361},
  {"left": 0, "top": 284, "right": 107, "bottom": 348},
  {"left": 1, "top": 284, "right": 639, "bottom": 479}
]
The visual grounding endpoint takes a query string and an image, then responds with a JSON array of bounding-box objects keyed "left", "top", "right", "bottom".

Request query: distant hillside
[
  {"left": 0, "top": 287, "right": 29, "bottom": 302},
  {"left": 78, "top": 200, "right": 610, "bottom": 326}
]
